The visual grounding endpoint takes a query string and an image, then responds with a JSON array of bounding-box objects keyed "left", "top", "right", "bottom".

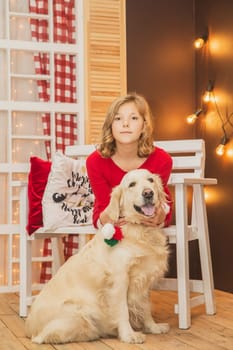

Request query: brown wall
[
  {"left": 195, "top": 0, "right": 233, "bottom": 292},
  {"left": 126, "top": 0, "right": 195, "bottom": 140},
  {"left": 126, "top": 0, "right": 233, "bottom": 292}
]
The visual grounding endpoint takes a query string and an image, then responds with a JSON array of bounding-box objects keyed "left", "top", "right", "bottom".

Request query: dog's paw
[
  {"left": 158, "top": 323, "right": 170, "bottom": 333},
  {"left": 120, "top": 331, "right": 146, "bottom": 344},
  {"left": 144, "top": 322, "right": 170, "bottom": 334},
  {"left": 31, "top": 335, "right": 44, "bottom": 344}
]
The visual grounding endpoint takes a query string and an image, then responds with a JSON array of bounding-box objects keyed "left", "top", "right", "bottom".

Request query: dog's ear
[
  {"left": 154, "top": 175, "right": 167, "bottom": 205},
  {"left": 104, "top": 185, "right": 122, "bottom": 222}
]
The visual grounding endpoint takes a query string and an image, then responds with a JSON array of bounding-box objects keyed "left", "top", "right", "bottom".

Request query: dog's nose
[{"left": 142, "top": 189, "right": 154, "bottom": 200}]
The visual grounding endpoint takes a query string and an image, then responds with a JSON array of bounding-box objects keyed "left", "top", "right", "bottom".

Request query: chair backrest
[
  {"left": 155, "top": 139, "right": 205, "bottom": 183},
  {"left": 65, "top": 144, "right": 96, "bottom": 158},
  {"left": 66, "top": 139, "right": 206, "bottom": 184}
]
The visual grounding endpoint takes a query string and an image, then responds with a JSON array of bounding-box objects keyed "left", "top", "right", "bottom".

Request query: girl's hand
[
  {"left": 99, "top": 210, "right": 127, "bottom": 228},
  {"left": 99, "top": 210, "right": 114, "bottom": 226},
  {"left": 115, "top": 217, "right": 127, "bottom": 227}
]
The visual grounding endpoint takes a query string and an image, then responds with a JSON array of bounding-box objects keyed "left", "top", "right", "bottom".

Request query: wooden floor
[{"left": 0, "top": 289, "right": 232, "bottom": 350}]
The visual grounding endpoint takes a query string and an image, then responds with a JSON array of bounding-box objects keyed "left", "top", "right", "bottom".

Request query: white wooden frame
[
  {"left": 0, "top": 0, "right": 85, "bottom": 292},
  {"left": 19, "top": 139, "right": 217, "bottom": 330}
]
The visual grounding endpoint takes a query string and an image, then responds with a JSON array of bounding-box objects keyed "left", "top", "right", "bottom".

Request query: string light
[
  {"left": 194, "top": 34, "right": 208, "bottom": 49},
  {"left": 186, "top": 109, "right": 202, "bottom": 124},
  {"left": 212, "top": 92, "right": 233, "bottom": 157},
  {"left": 203, "top": 80, "right": 215, "bottom": 103},
  {"left": 216, "top": 132, "right": 229, "bottom": 156},
  {"left": 186, "top": 76, "right": 233, "bottom": 157},
  {"left": 194, "top": 30, "right": 208, "bottom": 49}
]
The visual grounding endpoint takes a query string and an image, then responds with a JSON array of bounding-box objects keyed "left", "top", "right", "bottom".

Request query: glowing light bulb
[
  {"left": 194, "top": 37, "right": 205, "bottom": 49},
  {"left": 203, "top": 91, "right": 216, "bottom": 103},
  {"left": 203, "top": 80, "right": 215, "bottom": 103},
  {"left": 203, "top": 91, "right": 212, "bottom": 103},
  {"left": 216, "top": 134, "right": 229, "bottom": 156},
  {"left": 216, "top": 144, "right": 225, "bottom": 156},
  {"left": 187, "top": 114, "right": 197, "bottom": 124},
  {"left": 194, "top": 33, "right": 208, "bottom": 49},
  {"left": 186, "top": 109, "right": 202, "bottom": 124}
]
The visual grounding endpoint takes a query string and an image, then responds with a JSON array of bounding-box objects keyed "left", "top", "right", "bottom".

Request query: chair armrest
[
  {"left": 170, "top": 176, "right": 217, "bottom": 186},
  {"left": 184, "top": 178, "right": 217, "bottom": 185}
]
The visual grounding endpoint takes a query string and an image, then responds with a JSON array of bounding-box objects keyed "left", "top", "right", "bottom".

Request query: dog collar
[{"left": 102, "top": 224, "right": 124, "bottom": 247}]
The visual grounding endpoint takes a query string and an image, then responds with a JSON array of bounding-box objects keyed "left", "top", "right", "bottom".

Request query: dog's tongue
[{"left": 141, "top": 204, "right": 155, "bottom": 216}]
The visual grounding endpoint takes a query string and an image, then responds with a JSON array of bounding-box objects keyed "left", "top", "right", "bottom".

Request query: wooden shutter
[{"left": 84, "top": 0, "right": 127, "bottom": 143}]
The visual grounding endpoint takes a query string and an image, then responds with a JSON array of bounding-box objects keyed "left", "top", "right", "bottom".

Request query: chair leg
[
  {"left": 194, "top": 185, "right": 216, "bottom": 315},
  {"left": 19, "top": 184, "right": 32, "bottom": 317},
  {"left": 175, "top": 183, "right": 191, "bottom": 329},
  {"left": 19, "top": 232, "right": 32, "bottom": 317},
  {"left": 79, "top": 234, "right": 87, "bottom": 249},
  {"left": 51, "top": 237, "right": 65, "bottom": 275}
]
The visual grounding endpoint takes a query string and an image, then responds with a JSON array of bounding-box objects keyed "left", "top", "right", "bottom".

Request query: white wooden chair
[
  {"left": 19, "top": 145, "right": 97, "bottom": 318},
  {"left": 19, "top": 139, "right": 217, "bottom": 330},
  {"left": 154, "top": 139, "right": 217, "bottom": 329}
]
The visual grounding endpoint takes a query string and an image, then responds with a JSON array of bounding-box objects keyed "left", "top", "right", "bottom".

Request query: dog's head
[{"left": 105, "top": 169, "right": 167, "bottom": 224}]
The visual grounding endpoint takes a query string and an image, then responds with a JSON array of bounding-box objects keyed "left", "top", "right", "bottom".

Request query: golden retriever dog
[{"left": 25, "top": 169, "right": 169, "bottom": 344}]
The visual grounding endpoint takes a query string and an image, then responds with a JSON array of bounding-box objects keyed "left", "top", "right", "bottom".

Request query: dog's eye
[
  {"left": 129, "top": 181, "right": 136, "bottom": 188},
  {"left": 148, "top": 177, "right": 154, "bottom": 183}
]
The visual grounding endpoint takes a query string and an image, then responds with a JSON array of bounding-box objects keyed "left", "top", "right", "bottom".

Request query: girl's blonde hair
[{"left": 98, "top": 93, "right": 154, "bottom": 158}]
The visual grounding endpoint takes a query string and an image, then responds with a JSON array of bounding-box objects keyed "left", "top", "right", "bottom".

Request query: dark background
[{"left": 126, "top": 0, "right": 233, "bottom": 293}]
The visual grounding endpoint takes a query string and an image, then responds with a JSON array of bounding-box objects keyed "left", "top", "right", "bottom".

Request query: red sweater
[{"left": 86, "top": 146, "right": 173, "bottom": 228}]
